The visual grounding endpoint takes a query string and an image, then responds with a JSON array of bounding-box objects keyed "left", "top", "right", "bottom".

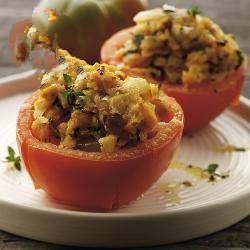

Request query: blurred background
[{"left": 0, "top": 0, "right": 249, "bottom": 96}]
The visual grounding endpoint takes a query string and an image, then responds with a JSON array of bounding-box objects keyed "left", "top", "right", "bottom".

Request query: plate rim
[{"left": 0, "top": 70, "right": 249, "bottom": 219}]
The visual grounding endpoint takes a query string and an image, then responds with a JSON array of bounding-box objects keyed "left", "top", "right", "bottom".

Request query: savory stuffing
[
  {"left": 31, "top": 50, "right": 171, "bottom": 152},
  {"left": 115, "top": 5, "right": 245, "bottom": 85}
]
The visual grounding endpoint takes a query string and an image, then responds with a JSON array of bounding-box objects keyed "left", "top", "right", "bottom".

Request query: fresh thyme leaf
[
  {"left": 206, "top": 163, "right": 219, "bottom": 174},
  {"left": 133, "top": 34, "right": 144, "bottom": 48},
  {"left": 204, "top": 163, "right": 230, "bottom": 182},
  {"left": 5, "top": 146, "right": 21, "bottom": 171},
  {"left": 187, "top": 5, "right": 202, "bottom": 17},
  {"left": 63, "top": 74, "right": 72, "bottom": 84},
  {"left": 14, "top": 156, "right": 21, "bottom": 171},
  {"left": 63, "top": 88, "right": 75, "bottom": 105},
  {"left": 7, "top": 146, "right": 15, "bottom": 160},
  {"left": 63, "top": 88, "right": 85, "bottom": 107}
]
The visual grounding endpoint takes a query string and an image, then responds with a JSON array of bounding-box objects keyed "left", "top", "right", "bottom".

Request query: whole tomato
[{"left": 29, "top": 0, "right": 148, "bottom": 63}]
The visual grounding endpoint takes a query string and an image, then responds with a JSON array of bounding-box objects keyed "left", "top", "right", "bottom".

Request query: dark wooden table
[{"left": 0, "top": 0, "right": 249, "bottom": 249}]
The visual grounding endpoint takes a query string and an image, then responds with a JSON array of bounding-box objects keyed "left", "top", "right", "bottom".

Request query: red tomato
[
  {"left": 101, "top": 28, "right": 247, "bottom": 134},
  {"left": 17, "top": 92, "right": 183, "bottom": 212}
]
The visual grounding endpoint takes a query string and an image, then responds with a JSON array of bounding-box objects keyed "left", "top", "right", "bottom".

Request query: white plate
[{"left": 0, "top": 70, "right": 249, "bottom": 247}]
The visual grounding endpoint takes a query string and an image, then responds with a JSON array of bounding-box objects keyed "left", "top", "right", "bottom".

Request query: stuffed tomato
[
  {"left": 101, "top": 5, "right": 247, "bottom": 133},
  {"left": 17, "top": 50, "right": 183, "bottom": 211}
]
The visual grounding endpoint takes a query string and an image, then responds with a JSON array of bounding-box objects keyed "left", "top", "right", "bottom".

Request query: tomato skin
[
  {"left": 29, "top": 0, "right": 148, "bottom": 64},
  {"left": 162, "top": 69, "right": 245, "bottom": 133},
  {"left": 101, "top": 28, "right": 247, "bottom": 134},
  {"left": 17, "top": 93, "right": 183, "bottom": 211}
]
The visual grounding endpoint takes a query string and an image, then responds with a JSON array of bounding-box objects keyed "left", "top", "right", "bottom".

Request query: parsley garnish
[
  {"left": 206, "top": 163, "right": 219, "bottom": 174},
  {"left": 204, "top": 163, "right": 229, "bottom": 182},
  {"left": 63, "top": 88, "right": 75, "bottom": 105},
  {"left": 133, "top": 34, "right": 144, "bottom": 48},
  {"left": 5, "top": 146, "right": 21, "bottom": 171},
  {"left": 187, "top": 5, "right": 202, "bottom": 17},
  {"left": 63, "top": 88, "right": 85, "bottom": 106},
  {"left": 63, "top": 74, "right": 72, "bottom": 84}
]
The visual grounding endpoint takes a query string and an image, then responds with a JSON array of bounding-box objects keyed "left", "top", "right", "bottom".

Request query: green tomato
[{"left": 31, "top": 0, "right": 147, "bottom": 63}]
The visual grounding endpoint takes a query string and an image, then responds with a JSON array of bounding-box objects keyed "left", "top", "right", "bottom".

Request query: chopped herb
[
  {"left": 204, "top": 163, "right": 230, "bottom": 182},
  {"left": 163, "top": 4, "right": 176, "bottom": 13},
  {"left": 63, "top": 88, "right": 75, "bottom": 105},
  {"left": 63, "top": 74, "right": 72, "bottom": 84},
  {"left": 187, "top": 5, "right": 202, "bottom": 17},
  {"left": 133, "top": 34, "right": 144, "bottom": 48},
  {"left": 5, "top": 146, "right": 21, "bottom": 171},
  {"left": 235, "top": 50, "right": 244, "bottom": 69},
  {"left": 206, "top": 163, "right": 219, "bottom": 174},
  {"left": 63, "top": 89, "right": 85, "bottom": 105}
]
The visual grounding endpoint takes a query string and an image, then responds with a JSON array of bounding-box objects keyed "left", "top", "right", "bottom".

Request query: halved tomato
[
  {"left": 101, "top": 28, "right": 247, "bottom": 133},
  {"left": 17, "top": 92, "right": 183, "bottom": 212}
]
